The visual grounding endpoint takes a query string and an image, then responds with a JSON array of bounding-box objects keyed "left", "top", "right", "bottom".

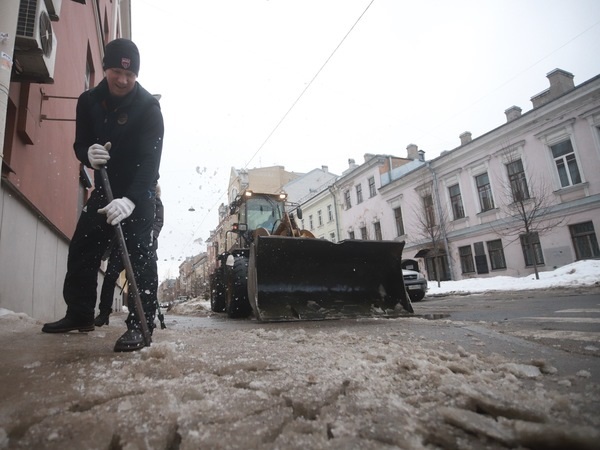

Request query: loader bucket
[{"left": 247, "top": 236, "right": 413, "bottom": 322}]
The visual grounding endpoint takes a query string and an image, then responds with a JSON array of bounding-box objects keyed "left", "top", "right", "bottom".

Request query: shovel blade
[{"left": 248, "top": 236, "right": 413, "bottom": 322}]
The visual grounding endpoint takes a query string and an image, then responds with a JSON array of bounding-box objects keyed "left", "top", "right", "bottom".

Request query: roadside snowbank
[{"left": 428, "top": 259, "right": 600, "bottom": 295}]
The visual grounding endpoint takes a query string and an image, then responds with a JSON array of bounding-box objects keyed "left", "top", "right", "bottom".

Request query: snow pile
[
  {"left": 0, "top": 308, "right": 38, "bottom": 330},
  {"left": 429, "top": 259, "right": 600, "bottom": 296},
  {"left": 168, "top": 297, "right": 212, "bottom": 316}
]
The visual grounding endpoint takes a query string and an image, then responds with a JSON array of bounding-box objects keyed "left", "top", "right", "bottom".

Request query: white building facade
[
  {"left": 330, "top": 154, "right": 420, "bottom": 242},
  {"left": 377, "top": 69, "right": 600, "bottom": 281}
]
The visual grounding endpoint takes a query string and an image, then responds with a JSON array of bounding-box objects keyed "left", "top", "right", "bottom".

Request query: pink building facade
[{"left": 0, "top": 0, "right": 131, "bottom": 319}]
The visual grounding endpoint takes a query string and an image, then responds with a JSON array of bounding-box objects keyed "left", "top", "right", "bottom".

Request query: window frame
[
  {"left": 550, "top": 138, "right": 582, "bottom": 188},
  {"left": 344, "top": 190, "right": 351, "bottom": 209},
  {"left": 506, "top": 158, "right": 530, "bottom": 202},
  {"left": 393, "top": 206, "right": 405, "bottom": 236},
  {"left": 373, "top": 221, "right": 382, "bottom": 241},
  {"left": 448, "top": 183, "right": 465, "bottom": 220},
  {"left": 458, "top": 245, "right": 475, "bottom": 274},
  {"left": 360, "top": 226, "right": 368, "bottom": 240},
  {"left": 355, "top": 183, "right": 363, "bottom": 204},
  {"left": 570, "top": 221, "right": 600, "bottom": 259},
  {"left": 475, "top": 172, "right": 495, "bottom": 212},
  {"left": 486, "top": 239, "right": 506, "bottom": 270},
  {"left": 423, "top": 193, "right": 436, "bottom": 227},
  {"left": 368, "top": 176, "right": 376, "bottom": 198},
  {"left": 520, "top": 232, "right": 544, "bottom": 266}
]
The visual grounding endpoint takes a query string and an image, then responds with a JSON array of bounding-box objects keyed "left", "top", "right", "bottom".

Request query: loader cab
[{"left": 237, "top": 191, "right": 287, "bottom": 234}]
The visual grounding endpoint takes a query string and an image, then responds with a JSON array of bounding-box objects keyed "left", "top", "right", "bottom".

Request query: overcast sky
[{"left": 129, "top": 0, "right": 600, "bottom": 281}]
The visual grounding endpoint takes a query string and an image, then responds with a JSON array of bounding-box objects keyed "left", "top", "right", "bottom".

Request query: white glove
[
  {"left": 98, "top": 197, "right": 135, "bottom": 225},
  {"left": 88, "top": 142, "right": 111, "bottom": 169}
]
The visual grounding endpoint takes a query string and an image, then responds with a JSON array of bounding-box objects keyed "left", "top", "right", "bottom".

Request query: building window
[
  {"left": 348, "top": 230, "right": 355, "bottom": 239},
  {"left": 356, "top": 184, "right": 363, "bottom": 204},
  {"left": 486, "top": 239, "right": 506, "bottom": 270},
  {"left": 423, "top": 193, "right": 435, "bottom": 227},
  {"left": 360, "top": 226, "right": 368, "bottom": 240},
  {"left": 344, "top": 190, "right": 351, "bottom": 209},
  {"left": 317, "top": 210, "right": 323, "bottom": 226},
  {"left": 459, "top": 245, "right": 475, "bottom": 273},
  {"left": 476, "top": 172, "right": 495, "bottom": 212},
  {"left": 373, "top": 221, "right": 382, "bottom": 240},
  {"left": 474, "top": 242, "right": 489, "bottom": 274},
  {"left": 448, "top": 184, "right": 465, "bottom": 220},
  {"left": 507, "top": 159, "right": 530, "bottom": 202},
  {"left": 551, "top": 139, "right": 581, "bottom": 188},
  {"left": 520, "top": 232, "right": 544, "bottom": 266},
  {"left": 327, "top": 204, "right": 333, "bottom": 222},
  {"left": 368, "top": 176, "right": 376, "bottom": 197},
  {"left": 570, "top": 221, "right": 600, "bottom": 259},
  {"left": 309, "top": 215, "right": 314, "bottom": 230},
  {"left": 393, "top": 207, "right": 405, "bottom": 236},
  {"left": 330, "top": 232, "right": 336, "bottom": 242}
]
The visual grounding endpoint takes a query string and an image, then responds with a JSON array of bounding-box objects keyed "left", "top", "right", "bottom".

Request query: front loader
[{"left": 209, "top": 190, "right": 413, "bottom": 322}]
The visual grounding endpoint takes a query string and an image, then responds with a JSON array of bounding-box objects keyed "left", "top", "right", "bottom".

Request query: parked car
[{"left": 402, "top": 269, "right": 428, "bottom": 302}]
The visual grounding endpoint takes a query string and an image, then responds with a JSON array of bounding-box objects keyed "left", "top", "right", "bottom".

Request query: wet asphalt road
[{"left": 165, "top": 286, "right": 600, "bottom": 387}]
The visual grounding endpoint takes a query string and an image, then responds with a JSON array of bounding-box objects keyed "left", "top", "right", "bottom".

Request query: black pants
[
  {"left": 63, "top": 191, "right": 158, "bottom": 329},
  {"left": 98, "top": 243, "right": 123, "bottom": 314}
]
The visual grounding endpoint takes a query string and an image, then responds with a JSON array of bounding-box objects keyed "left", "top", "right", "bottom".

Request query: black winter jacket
[{"left": 74, "top": 78, "right": 164, "bottom": 205}]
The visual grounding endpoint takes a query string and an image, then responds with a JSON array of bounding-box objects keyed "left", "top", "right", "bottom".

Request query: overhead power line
[
  {"left": 163, "top": 1, "right": 378, "bottom": 277},
  {"left": 244, "top": 0, "right": 377, "bottom": 169}
]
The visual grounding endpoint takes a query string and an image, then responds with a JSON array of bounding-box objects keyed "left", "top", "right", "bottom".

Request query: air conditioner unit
[
  {"left": 44, "top": 0, "right": 62, "bottom": 21},
  {"left": 13, "top": 0, "right": 57, "bottom": 83}
]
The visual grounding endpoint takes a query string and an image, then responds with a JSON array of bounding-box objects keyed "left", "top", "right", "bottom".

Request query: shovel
[{"left": 99, "top": 167, "right": 152, "bottom": 346}]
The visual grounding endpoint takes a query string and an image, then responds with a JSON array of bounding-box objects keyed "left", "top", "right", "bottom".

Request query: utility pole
[{"left": 0, "top": 0, "right": 19, "bottom": 158}]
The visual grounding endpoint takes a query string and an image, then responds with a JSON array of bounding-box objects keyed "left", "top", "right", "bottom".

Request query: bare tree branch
[
  {"left": 493, "top": 145, "right": 565, "bottom": 279},
  {"left": 412, "top": 184, "right": 452, "bottom": 287}
]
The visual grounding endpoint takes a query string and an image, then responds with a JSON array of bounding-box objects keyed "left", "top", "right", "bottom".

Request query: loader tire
[
  {"left": 226, "top": 256, "right": 253, "bottom": 319},
  {"left": 408, "top": 291, "right": 425, "bottom": 302},
  {"left": 210, "top": 268, "right": 226, "bottom": 312}
]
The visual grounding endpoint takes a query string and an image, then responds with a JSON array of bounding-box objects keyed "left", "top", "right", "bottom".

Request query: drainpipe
[
  {"left": 426, "top": 162, "right": 454, "bottom": 280},
  {"left": 329, "top": 184, "right": 341, "bottom": 241}
]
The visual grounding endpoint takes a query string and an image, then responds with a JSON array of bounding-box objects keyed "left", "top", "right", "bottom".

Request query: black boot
[
  {"left": 94, "top": 310, "right": 111, "bottom": 327},
  {"left": 42, "top": 316, "right": 94, "bottom": 333},
  {"left": 114, "top": 328, "right": 152, "bottom": 352}
]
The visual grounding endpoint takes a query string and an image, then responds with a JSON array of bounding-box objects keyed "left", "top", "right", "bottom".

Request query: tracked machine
[{"left": 209, "top": 190, "right": 413, "bottom": 321}]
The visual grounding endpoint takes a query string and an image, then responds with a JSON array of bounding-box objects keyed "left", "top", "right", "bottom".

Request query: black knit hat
[{"left": 103, "top": 39, "right": 140, "bottom": 75}]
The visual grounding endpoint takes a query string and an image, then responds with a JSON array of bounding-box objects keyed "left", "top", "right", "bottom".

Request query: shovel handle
[{"left": 99, "top": 167, "right": 152, "bottom": 346}]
